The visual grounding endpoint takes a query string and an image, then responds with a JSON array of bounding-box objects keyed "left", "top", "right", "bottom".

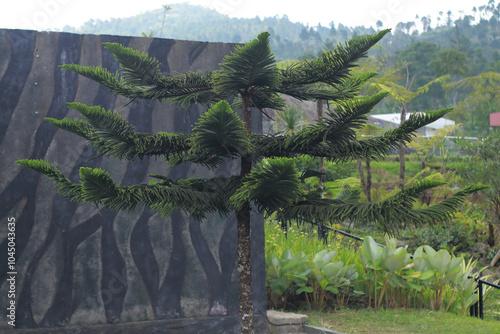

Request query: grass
[
  {"left": 302, "top": 308, "right": 500, "bottom": 334},
  {"left": 370, "top": 159, "right": 423, "bottom": 177},
  {"left": 484, "top": 288, "right": 500, "bottom": 322}
]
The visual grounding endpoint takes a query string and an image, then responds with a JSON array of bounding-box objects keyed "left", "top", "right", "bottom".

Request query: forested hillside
[
  {"left": 60, "top": 3, "right": 378, "bottom": 60},
  {"left": 63, "top": 1, "right": 500, "bottom": 136}
]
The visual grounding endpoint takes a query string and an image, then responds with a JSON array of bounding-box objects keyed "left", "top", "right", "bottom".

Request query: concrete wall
[{"left": 0, "top": 29, "right": 266, "bottom": 332}]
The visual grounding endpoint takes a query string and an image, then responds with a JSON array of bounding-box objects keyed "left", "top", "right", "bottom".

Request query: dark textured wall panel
[{"left": 0, "top": 29, "right": 266, "bottom": 332}]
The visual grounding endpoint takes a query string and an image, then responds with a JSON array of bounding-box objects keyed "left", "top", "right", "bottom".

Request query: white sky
[{"left": 0, "top": 0, "right": 493, "bottom": 32}]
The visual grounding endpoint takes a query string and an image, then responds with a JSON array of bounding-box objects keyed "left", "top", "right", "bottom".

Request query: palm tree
[
  {"left": 159, "top": 5, "right": 172, "bottom": 38},
  {"left": 370, "top": 63, "right": 449, "bottom": 189},
  {"left": 273, "top": 103, "right": 308, "bottom": 134},
  {"left": 17, "top": 30, "right": 483, "bottom": 333}
]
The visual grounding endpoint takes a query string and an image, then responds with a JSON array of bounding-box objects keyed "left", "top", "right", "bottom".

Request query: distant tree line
[{"left": 63, "top": 1, "right": 500, "bottom": 136}]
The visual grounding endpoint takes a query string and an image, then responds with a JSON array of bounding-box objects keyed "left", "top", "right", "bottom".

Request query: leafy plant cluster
[
  {"left": 265, "top": 223, "right": 360, "bottom": 310},
  {"left": 294, "top": 155, "right": 354, "bottom": 183},
  {"left": 271, "top": 101, "right": 492, "bottom": 256},
  {"left": 265, "top": 222, "right": 498, "bottom": 315},
  {"left": 399, "top": 221, "right": 476, "bottom": 254}
]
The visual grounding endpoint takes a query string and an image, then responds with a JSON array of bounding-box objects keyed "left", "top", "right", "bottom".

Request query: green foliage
[
  {"left": 24, "top": 30, "right": 462, "bottom": 230},
  {"left": 231, "top": 158, "right": 301, "bottom": 213},
  {"left": 446, "top": 72, "right": 500, "bottom": 136},
  {"left": 407, "top": 124, "right": 461, "bottom": 172},
  {"left": 15, "top": 159, "right": 82, "bottom": 201},
  {"left": 321, "top": 178, "right": 362, "bottom": 199},
  {"left": 16, "top": 159, "right": 234, "bottom": 220},
  {"left": 51, "top": 102, "right": 191, "bottom": 161},
  {"left": 187, "top": 101, "right": 252, "bottom": 166},
  {"left": 266, "top": 249, "right": 308, "bottom": 308},
  {"left": 298, "top": 250, "right": 359, "bottom": 311},
  {"left": 17, "top": 28, "right": 490, "bottom": 332},
  {"left": 413, "top": 245, "right": 462, "bottom": 311},
  {"left": 452, "top": 258, "right": 481, "bottom": 315},
  {"left": 255, "top": 107, "right": 455, "bottom": 165},
  {"left": 265, "top": 217, "right": 349, "bottom": 257},
  {"left": 360, "top": 236, "right": 416, "bottom": 310},
  {"left": 373, "top": 74, "right": 450, "bottom": 106},
  {"left": 279, "top": 179, "right": 485, "bottom": 234},
  {"left": 281, "top": 31, "right": 387, "bottom": 88},
  {"left": 273, "top": 104, "right": 308, "bottom": 134},
  {"left": 369, "top": 159, "right": 422, "bottom": 177},
  {"left": 295, "top": 156, "right": 354, "bottom": 183},
  {"left": 103, "top": 42, "right": 167, "bottom": 87},
  {"left": 399, "top": 221, "right": 476, "bottom": 254},
  {"left": 431, "top": 48, "right": 470, "bottom": 77},
  {"left": 61, "top": 46, "right": 219, "bottom": 106},
  {"left": 265, "top": 221, "right": 497, "bottom": 314},
  {"left": 265, "top": 222, "right": 360, "bottom": 310},
  {"left": 215, "top": 32, "right": 279, "bottom": 91},
  {"left": 452, "top": 132, "right": 500, "bottom": 224}
]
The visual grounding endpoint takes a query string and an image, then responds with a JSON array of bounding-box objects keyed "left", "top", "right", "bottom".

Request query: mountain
[
  {"left": 62, "top": 2, "right": 499, "bottom": 62},
  {"left": 61, "top": 2, "right": 500, "bottom": 136},
  {"left": 62, "top": 3, "right": 375, "bottom": 61}
]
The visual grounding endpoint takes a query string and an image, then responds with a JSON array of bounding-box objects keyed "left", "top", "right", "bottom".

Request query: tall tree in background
[
  {"left": 17, "top": 31, "right": 484, "bottom": 333},
  {"left": 317, "top": 99, "right": 327, "bottom": 191},
  {"left": 355, "top": 123, "right": 382, "bottom": 201},
  {"left": 159, "top": 5, "right": 172, "bottom": 38},
  {"left": 408, "top": 124, "right": 461, "bottom": 175},
  {"left": 445, "top": 71, "right": 500, "bottom": 136},
  {"left": 453, "top": 132, "right": 500, "bottom": 247},
  {"left": 371, "top": 63, "right": 449, "bottom": 188}
]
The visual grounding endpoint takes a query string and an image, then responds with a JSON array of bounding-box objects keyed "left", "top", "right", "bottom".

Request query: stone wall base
[{"left": 2, "top": 316, "right": 240, "bottom": 334}]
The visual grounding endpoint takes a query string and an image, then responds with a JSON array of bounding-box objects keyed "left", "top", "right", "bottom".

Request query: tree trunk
[
  {"left": 357, "top": 159, "right": 367, "bottom": 196},
  {"left": 489, "top": 199, "right": 499, "bottom": 247},
  {"left": 488, "top": 222, "right": 496, "bottom": 247},
  {"left": 236, "top": 201, "right": 254, "bottom": 333},
  {"left": 317, "top": 100, "right": 326, "bottom": 191},
  {"left": 398, "top": 144, "right": 405, "bottom": 189},
  {"left": 365, "top": 159, "right": 372, "bottom": 202},
  {"left": 399, "top": 105, "right": 407, "bottom": 189},
  {"left": 491, "top": 248, "right": 500, "bottom": 267},
  {"left": 236, "top": 92, "right": 255, "bottom": 334},
  {"left": 357, "top": 159, "right": 372, "bottom": 202}
]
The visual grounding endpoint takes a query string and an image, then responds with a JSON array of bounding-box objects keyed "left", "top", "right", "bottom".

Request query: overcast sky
[{"left": 0, "top": 0, "right": 493, "bottom": 32}]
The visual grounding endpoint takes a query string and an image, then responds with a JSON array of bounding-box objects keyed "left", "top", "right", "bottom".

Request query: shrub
[
  {"left": 265, "top": 222, "right": 498, "bottom": 315},
  {"left": 399, "top": 222, "right": 474, "bottom": 254},
  {"left": 294, "top": 155, "right": 355, "bottom": 182}
]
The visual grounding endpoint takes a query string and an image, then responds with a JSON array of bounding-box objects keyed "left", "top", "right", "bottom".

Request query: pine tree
[{"left": 17, "top": 30, "right": 484, "bottom": 334}]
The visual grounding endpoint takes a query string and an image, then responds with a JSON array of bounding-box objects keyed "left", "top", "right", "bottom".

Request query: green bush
[
  {"left": 265, "top": 221, "right": 498, "bottom": 314},
  {"left": 399, "top": 223, "right": 475, "bottom": 254},
  {"left": 294, "top": 155, "right": 355, "bottom": 181},
  {"left": 370, "top": 159, "right": 423, "bottom": 177},
  {"left": 265, "top": 221, "right": 361, "bottom": 310}
]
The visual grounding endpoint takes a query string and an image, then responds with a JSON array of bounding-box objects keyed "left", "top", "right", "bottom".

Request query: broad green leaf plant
[{"left": 265, "top": 225, "right": 497, "bottom": 314}]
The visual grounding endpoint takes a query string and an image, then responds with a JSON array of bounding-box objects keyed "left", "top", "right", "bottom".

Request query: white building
[{"left": 369, "top": 112, "right": 455, "bottom": 136}]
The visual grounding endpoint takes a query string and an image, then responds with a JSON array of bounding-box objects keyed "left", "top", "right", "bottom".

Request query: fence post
[
  {"left": 479, "top": 280, "right": 484, "bottom": 320},
  {"left": 470, "top": 296, "right": 478, "bottom": 318}
]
